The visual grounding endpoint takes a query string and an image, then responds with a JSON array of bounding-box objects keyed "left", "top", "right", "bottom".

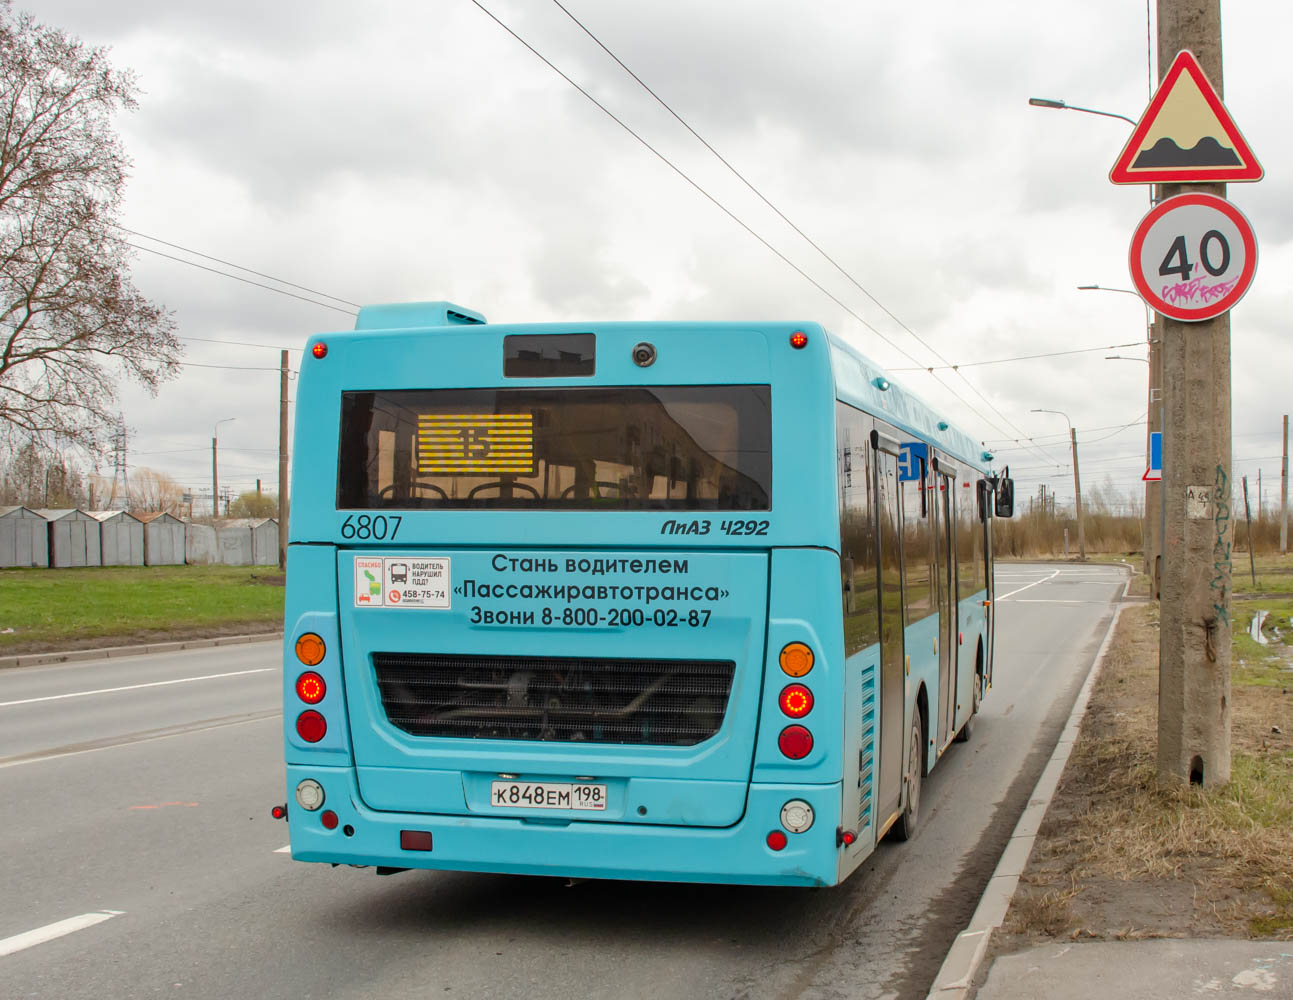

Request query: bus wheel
[
  {"left": 892, "top": 715, "right": 923, "bottom": 841},
  {"left": 954, "top": 669, "right": 982, "bottom": 743}
]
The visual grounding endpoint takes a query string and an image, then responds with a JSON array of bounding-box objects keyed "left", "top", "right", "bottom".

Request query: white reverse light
[
  {"left": 780, "top": 799, "right": 814, "bottom": 834},
  {"left": 295, "top": 779, "right": 325, "bottom": 811}
]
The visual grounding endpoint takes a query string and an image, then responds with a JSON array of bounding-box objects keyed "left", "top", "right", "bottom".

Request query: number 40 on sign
[{"left": 1128, "top": 192, "right": 1257, "bottom": 322}]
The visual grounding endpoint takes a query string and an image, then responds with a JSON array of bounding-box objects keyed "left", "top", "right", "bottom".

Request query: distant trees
[
  {"left": 0, "top": 3, "right": 180, "bottom": 454},
  {"left": 228, "top": 490, "right": 277, "bottom": 518},
  {"left": 0, "top": 437, "right": 86, "bottom": 507}
]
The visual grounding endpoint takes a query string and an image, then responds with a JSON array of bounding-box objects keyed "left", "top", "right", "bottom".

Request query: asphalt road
[{"left": 0, "top": 562, "right": 1128, "bottom": 1000}]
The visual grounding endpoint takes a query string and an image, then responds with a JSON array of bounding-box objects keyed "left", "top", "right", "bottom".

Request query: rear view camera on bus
[{"left": 337, "top": 385, "right": 771, "bottom": 510}]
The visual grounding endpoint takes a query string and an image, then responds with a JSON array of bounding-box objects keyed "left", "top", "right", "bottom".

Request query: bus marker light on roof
[
  {"left": 779, "top": 684, "right": 814, "bottom": 718},
  {"left": 295, "top": 779, "right": 324, "bottom": 811},
  {"left": 778, "top": 725, "right": 813, "bottom": 760},
  {"left": 778, "top": 642, "right": 814, "bottom": 677},
  {"left": 766, "top": 830, "right": 788, "bottom": 851},
  {"left": 789, "top": 331, "right": 808, "bottom": 349},
  {"left": 312, "top": 341, "right": 328, "bottom": 359},
  {"left": 295, "top": 633, "right": 326, "bottom": 666},
  {"left": 296, "top": 710, "right": 327, "bottom": 743},
  {"left": 838, "top": 828, "right": 858, "bottom": 847},
  {"left": 271, "top": 803, "right": 287, "bottom": 820},
  {"left": 321, "top": 810, "right": 339, "bottom": 830}
]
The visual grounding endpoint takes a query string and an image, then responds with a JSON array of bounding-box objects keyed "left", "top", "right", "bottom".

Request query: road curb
[
  {"left": 0, "top": 632, "right": 282, "bottom": 671},
  {"left": 924, "top": 566, "right": 1133, "bottom": 1000}
]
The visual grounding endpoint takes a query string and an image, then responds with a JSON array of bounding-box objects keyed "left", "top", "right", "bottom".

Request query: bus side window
[
  {"left": 837, "top": 403, "right": 879, "bottom": 657},
  {"left": 957, "top": 480, "right": 982, "bottom": 598},
  {"left": 901, "top": 456, "right": 936, "bottom": 625}
]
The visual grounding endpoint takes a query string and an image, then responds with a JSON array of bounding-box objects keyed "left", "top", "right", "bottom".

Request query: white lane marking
[
  {"left": 0, "top": 713, "right": 279, "bottom": 770},
  {"left": 275, "top": 845, "right": 291, "bottom": 853},
  {"left": 0, "top": 668, "right": 275, "bottom": 709},
  {"left": 995, "top": 569, "right": 1060, "bottom": 601},
  {"left": 0, "top": 911, "right": 123, "bottom": 958}
]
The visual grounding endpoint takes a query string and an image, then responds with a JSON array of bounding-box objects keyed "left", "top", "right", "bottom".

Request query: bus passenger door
[
  {"left": 934, "top": 469, "right": 956, "bottom": 747},
  {"left": 982, "top": 483, "right": 995, "bottom": 686},
  {"left": 874, "top": 446, "right": 905, "bottom": 831}
]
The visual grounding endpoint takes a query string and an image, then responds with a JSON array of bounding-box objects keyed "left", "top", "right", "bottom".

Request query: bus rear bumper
[{"left": 284, "top": 765, "right": 843, "bottom": 887}]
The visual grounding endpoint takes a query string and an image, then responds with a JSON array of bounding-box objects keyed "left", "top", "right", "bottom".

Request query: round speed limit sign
[{"left": 1129, "top": 193, "right": 1257, "bottom": 322}]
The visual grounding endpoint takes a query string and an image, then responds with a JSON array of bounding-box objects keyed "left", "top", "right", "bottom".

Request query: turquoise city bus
[{"left": 277, "top": 301, "right": 1013, "bottom": 887}]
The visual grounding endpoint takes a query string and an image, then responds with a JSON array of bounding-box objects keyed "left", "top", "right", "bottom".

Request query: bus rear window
[{"left": 337, "top": 386, "right": 771, "bottom": 510}]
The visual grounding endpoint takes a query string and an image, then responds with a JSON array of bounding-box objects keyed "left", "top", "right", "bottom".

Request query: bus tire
[{"left": 892, "top": 713, "right": 924, "bottom": 842}]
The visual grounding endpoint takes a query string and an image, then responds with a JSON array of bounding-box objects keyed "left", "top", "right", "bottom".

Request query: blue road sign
[{"left": 1150, "top": 431, "right": 1162, "bottom": 473}]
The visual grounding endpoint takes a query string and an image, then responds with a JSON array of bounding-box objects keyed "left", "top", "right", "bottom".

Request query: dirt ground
[{"left": 997, "top": 602, "right": 1293, "bottom": 946}]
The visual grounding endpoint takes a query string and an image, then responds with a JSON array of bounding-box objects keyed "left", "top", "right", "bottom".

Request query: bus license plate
[{"left": 490, "top": 780, "right": 607, "bottom": 811}]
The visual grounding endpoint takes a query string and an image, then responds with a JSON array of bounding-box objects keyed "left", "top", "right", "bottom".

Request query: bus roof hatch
[{"left": 354, "top": 301, "right": 486, "bottom": 331}]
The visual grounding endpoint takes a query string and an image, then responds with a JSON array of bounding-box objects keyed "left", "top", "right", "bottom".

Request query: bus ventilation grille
[{"left": 372, "top": 652, "right": 736, "bottom": 746}]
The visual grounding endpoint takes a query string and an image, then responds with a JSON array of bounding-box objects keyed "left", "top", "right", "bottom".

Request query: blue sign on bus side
[
  {"left": 898, "top": 442, "right": 927, "bottom": 482},
  {"left": 1149, "top": 431, "right": 1162, "bottom": 473}
]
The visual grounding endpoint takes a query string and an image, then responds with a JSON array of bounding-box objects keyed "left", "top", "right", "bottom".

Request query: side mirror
[{"left": 994, "top": 475, "right": 1015, "bottom": 518}]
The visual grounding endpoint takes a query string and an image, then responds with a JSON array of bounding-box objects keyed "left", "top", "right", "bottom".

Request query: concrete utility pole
[
  {"left": 1156, "top": 0, "right": 1231, "bottom": 787},
  {"left": 213, "top": 416, "right": 236, "bottom": 520},
  {"left": 1070, "top": 425, "right": 1086, "bottom": 560},
  {"left": 1031, "top": 409, "right": 1085, "bottom": 559},
  {"left": 278, "top": 350, "right": 290, "bottom": 571},
  {"left": 1281, "top": 414, "right": 1288, "bottom": 554}
]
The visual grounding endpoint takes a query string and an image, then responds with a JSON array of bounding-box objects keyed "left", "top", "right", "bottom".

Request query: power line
[
  {"left": 120, "top": 228, "right": 361, "bottom": 308},
  {"left": 181, "top": 335, "right": 305, "bottom": 353},
  {"left": 125, "top": 242, "right": 358, "bottom": 316},
  {"left": 540, "top": 0, "right": 1066, "bottom": 465},
  {"left": 469, "top": 0, "right": 1042, "bottom": 449},
  {"left": 888, "top": 341, "right": 1144, "bottom": 372}
]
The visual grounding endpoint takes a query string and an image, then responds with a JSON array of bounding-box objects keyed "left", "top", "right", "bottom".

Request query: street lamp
[
  {"left": 1030, "top": 102, "right": 1156, "bottom": 208},
  {"left": 1031, "top": 408, "right": 1085, "bottom": 560},
  {"left": 1027, "top": 97, "right": 1138, "bottom": 126},
  {"left": 213, "top": 417, "right": 236, "bottom": 519},
  {"left": 1083, "top": 283, "right": 1163, "bottom": 589}
]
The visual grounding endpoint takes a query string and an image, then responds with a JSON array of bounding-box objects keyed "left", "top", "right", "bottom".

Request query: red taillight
[
  {"left": 779, "top": 684, "right": 814, "bottom": 719},
  {"left": 321, "top": 810, "right": 339, "bottom": 830},
  {"left": 312, "top": 341, "right": 328, "bottom": 359},
  {"left": 296, "top": 672, "right": 326, "bottom": 704},
  {"left": 296, "top": 710, "right": 327, "bottom": 743},
  {"left": 271, "top": 804, "right": 287, "bottom": 820},
  {"left": 766, "top": 830, "right": 788, "bottom": 851},
  {"left": 789, "top": 331, "right": 808, "bottom": 349},
  {"left": 778, "top": 725, "right": 813, "bottom": 760}
]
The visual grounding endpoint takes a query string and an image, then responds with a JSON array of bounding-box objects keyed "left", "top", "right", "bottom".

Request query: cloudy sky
[{"left": 27, "top": 0, "right": 1292, "bottom": 516}]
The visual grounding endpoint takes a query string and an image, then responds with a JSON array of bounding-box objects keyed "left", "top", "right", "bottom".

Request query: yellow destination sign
[{"left": 417, "top": 413, "right": 535, "bottom": 475}]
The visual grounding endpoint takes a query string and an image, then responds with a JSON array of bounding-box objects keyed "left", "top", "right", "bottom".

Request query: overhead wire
[
  {"left": 119, "top": 228, "right": 361, "bottom": 309},
  {"left": 538, "top": 0, "right": 1070, "bottom": 467},
  {"left": 468, "top": 0, "right": 1050, "bottom": 449},
  {"left": 124, "top": 242, "right": 358, "bottom": 316}
]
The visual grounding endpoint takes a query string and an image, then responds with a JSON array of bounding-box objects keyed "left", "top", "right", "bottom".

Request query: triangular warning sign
[{"left": 1110, "top": 50, "right": 1263, "bottom": 184}]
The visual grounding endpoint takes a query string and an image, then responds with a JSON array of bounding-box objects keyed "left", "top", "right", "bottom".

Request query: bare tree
[
  {"left": 0, "top": 3, "right": 180, "bottom": 454},
  {"left": 128, "top": 465, "right": 183, "bottom": 514}
]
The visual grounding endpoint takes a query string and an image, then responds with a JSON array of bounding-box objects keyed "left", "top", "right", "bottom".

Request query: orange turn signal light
[
  {"left": 779, "top": 642, "right": 814, "bottom": 677},
  {"left": 295, "top": 633, "right": 326, "bottom": 666}
]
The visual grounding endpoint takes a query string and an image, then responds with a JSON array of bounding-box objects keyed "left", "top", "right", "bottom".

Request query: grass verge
[
  {"left": 0, "top": 565, "right": 284, "bottom": 655},
  {"left": 1000, "top": 600, "right": 1293, "bottom": 943}
]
